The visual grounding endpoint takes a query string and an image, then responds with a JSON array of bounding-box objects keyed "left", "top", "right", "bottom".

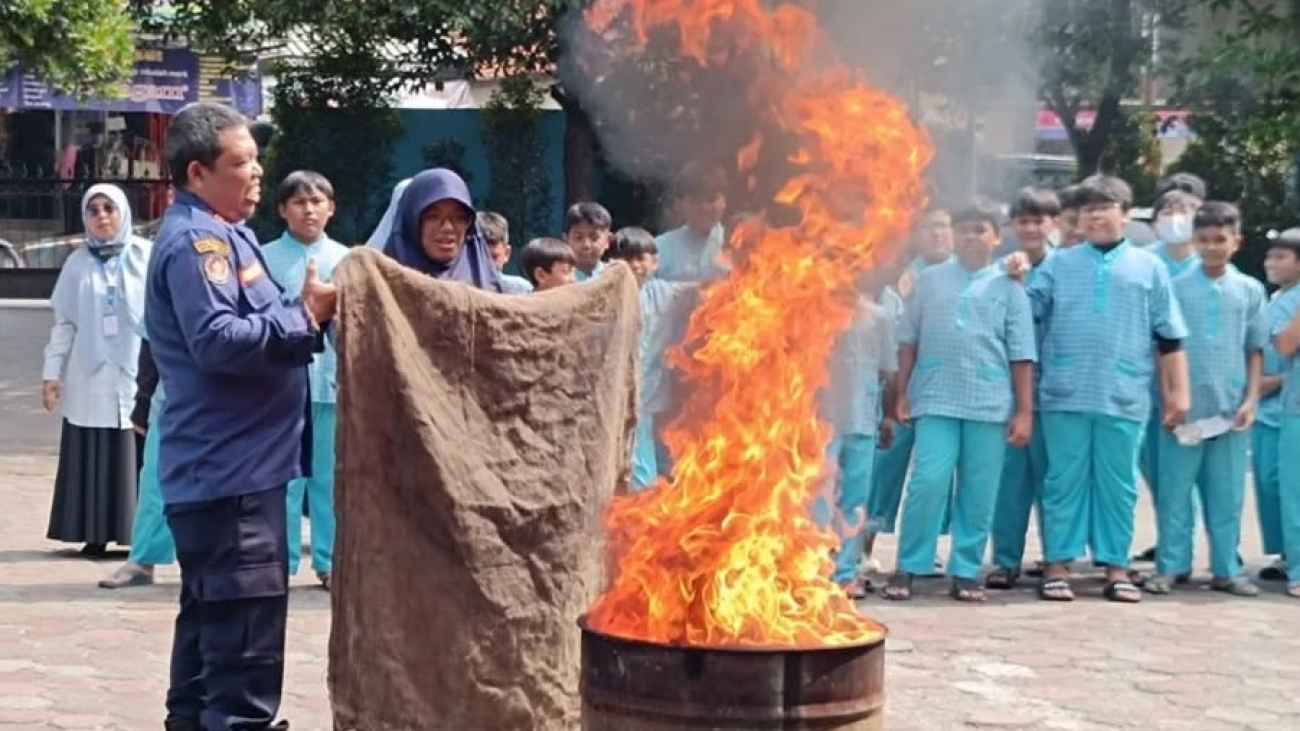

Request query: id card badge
[{"left": 102, "top": 315, "right": 119, "bottom": 337}]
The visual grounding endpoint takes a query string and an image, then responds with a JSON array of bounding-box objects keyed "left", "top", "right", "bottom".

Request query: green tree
[
  {"left": 1167, "top": 0, "right": 1300, "bottom": 278},
  {"left": 1036, "top": 0, "right": 1190, "bottom": 176},
  {"left": 1, "top": 0, "right": 135, "bottom": 95}
]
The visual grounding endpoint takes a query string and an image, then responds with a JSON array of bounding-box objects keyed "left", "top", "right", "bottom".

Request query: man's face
[
  {"left": 954, "top": 219, "right": 1000, "bottom": 269},
  {"left": 1079, "top": 201, "right": 1126, "bottom": 243},
  {"left": 915, "top": 211, "right": 953, "bottom": 262},
  {"left": 1264, "top": 248, "right": 1300, "bottom": 287},
  {"left": 535, "top": 261, "right": 576, "bottom": 291},
  {"left": 278, "top": 187, "right": 334, "bottom": 244},
  {"left": 565, "top": 223, "right": 610, "bottom": 272},
  {"left": 189, "top": 125, "right": 262, "bottom": 222},
  {"left": 1012, "top": 214, "right": 1054, "bottom": 254},
  {"left": 487, "top": 240, "right": 511, "bottom": 271},
  {"left": 627, "top": 252, "right": 659, "bottom": 286},
  {"left": 1192, "top": 224, "right": 1239, "bottom": 271},
  {"left": 683, "top": 193, "right": 726, "bottom": 234}
]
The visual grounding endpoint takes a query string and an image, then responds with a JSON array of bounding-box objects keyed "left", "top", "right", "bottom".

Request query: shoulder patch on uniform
[
  {"left": 239, "top": 259, "right": 265, "bottom": 285},
  {"left": 193, "top": 238, "right": 230, "bottom": 257},
  {"left": 203, "top": 253, "right": 231, "bottom": 285}
]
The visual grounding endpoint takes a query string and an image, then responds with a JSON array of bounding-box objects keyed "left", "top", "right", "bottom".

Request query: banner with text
[{"left": 0, "top": 49, "right": 262, "bottom": 116}]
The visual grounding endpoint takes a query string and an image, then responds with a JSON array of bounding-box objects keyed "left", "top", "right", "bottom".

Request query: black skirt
[{"left": 46, "top": 420, "right": 137, "bottom": 545}]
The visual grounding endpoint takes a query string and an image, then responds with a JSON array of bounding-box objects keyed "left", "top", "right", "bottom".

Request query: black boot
[{"left": 163, "top": 717, "right": 202, "bottom": 731}]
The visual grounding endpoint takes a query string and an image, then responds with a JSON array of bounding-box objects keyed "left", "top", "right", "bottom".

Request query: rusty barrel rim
[{"left": 576, "top": 615, "right": 889, "bottom": 654}]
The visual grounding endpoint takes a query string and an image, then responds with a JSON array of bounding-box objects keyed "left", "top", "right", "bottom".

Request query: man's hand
[
  {"left": 894, "top": 393, "right": 911, "bottom": 427},
  {"left": 1233, "top": 400, "right": 1257, "bottom": 432},
  {"left": 1162, "top": 396, "right": 1189, "bottom": 431},
  {"left": 1006, "top": 410, "right": 1033, "bottom": 447},
  {"left": 132, "top": 421, "right": 147, "bottom": 436},
  {"left": 1003, "top": 252, "right": 1030, "bottom": 281},
  {"left": 878, "top": 417, "right": 895, "bottom": 450},
  {"left": 41, "top": 379, "right": 60, "bottom": 412},
  {"left": 301, "top": 258, "right": 337, "bottom": 325}
]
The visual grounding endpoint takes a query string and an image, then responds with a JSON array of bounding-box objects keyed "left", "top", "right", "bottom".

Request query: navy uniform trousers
[{"left": 164, "top": 486, "right": 289, "bottom": 731}]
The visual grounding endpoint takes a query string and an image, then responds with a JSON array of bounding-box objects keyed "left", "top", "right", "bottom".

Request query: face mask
[{"left": 1155, "top": 214, "right": 1193, "bottom": 245}]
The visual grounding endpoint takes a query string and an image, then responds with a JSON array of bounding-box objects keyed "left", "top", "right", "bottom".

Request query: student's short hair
[
  {"left": 1155, "top": 172, "right": 1208, "bottom": 201},
  {"left": 1268, "top": 228, "right": 1300, "bottom": 257},
  {"left": 564, "top": 202, "right": 613, "bottom": 233},
  {"left": 1076, "top": 174, "right": 1134, "bottom": 211},
  {"left": 275, "top": 170, "right": 334, "bottom": 208},
  {"left": 477, "top": 211, "right": 509, "bottom": 245},
  {"left": 951, "top": 198, "right": 1005, "bottom": 229},
  {"left": 1058, "top": 184, "right": 1083, "bottom": 210},
  {"left": 612, "top": 226, "right": 658, "bottom": 260},
  {"left": 1009, "top": 187, "right": 1062, "bottom": 218},
  {"left": 1153, "top": 189, "right": 1202, "bottom": 215},
  {"left": 1192, "top": 201, "right": 1241, "bottom": 233},
  {"left": 520, "top": 237, "right": 576, "bottom": 285},
  {"left": 677, "top": 161, "right": 729, "bottom": 200}
]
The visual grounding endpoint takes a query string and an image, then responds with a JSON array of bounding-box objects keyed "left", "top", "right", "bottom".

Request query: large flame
[{"left": 585, "top": 0, "right": 932, "bottom": 647}]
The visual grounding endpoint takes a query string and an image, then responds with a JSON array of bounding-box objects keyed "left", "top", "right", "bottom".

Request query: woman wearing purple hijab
[{"left": 382, "top": 168, "right": 504, "bottom": 292}]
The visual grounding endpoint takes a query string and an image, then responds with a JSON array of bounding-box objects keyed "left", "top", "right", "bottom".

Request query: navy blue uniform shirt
[{"left": 145, "top": 189, "right": 319, "bottom": 505}]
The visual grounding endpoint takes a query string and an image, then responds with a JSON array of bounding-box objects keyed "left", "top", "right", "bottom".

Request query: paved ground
[{"left": 2, "top": 306, "right": 1298, "bottom": 730}]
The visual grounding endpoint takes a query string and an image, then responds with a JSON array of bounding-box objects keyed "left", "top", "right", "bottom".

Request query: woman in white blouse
[{"left": 41, "top": 184, "right": 152, "bottom": 556}]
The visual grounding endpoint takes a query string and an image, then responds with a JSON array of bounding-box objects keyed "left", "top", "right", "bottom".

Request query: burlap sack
[{"left": 328, "top": 249, "right": 640, "bottom": 730}]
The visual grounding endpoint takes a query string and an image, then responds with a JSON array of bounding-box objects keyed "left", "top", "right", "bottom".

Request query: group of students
[
  {"left": 815, "top": 172, "right": 1300, "bottom": 604},
  {"left": 45, "top": 160, "right": 1300, "bottom": 609}
]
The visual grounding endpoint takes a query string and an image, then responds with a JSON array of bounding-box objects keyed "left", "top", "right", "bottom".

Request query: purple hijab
[{"left": 383, "top": 168, "right": 503, "bottom": 292}]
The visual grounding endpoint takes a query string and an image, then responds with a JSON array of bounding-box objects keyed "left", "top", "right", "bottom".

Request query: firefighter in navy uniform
[{"left": 145, "top": 102, "right": 336, "bottom": 731}]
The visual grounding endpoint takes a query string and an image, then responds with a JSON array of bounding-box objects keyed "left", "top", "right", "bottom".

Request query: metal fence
[{"left": 0, "top": 173, "right": 168, "bottom": 269}]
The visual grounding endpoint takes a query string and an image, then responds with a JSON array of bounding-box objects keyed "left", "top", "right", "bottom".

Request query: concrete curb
[{"left": 0, "top": 300, "right": 50, "bottom": 310}]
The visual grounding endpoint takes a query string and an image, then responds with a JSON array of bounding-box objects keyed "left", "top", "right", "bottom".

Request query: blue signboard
[{"left": 0, "top": 48, "right": 262, "bottom": 116}]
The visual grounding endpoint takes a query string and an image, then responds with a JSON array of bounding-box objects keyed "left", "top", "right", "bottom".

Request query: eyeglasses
[{"left": 87, "top": 203, "right": 117, "bottom": 216}]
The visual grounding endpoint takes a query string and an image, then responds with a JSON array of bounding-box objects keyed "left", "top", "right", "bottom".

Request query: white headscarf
[
  {"left": 77, "top": 183, "right": 151, "bottom": 333},
  {"left": 366, "top": 178, "right": 412, "bottom": 249}
]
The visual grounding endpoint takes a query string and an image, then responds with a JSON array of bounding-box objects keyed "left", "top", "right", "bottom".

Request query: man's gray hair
[{"left": 166, "top": 102, "right": 248, "bottom": 186}]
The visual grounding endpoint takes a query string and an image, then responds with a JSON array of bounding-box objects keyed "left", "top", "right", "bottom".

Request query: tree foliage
[
  {"left": 1036, "top": 0, "right": 1190, "bottom": 176},
  {"left": 1, "top": 0, "right": 135, "bottom": 96}
]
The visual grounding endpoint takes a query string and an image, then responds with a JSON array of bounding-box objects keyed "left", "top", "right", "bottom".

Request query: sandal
[
  {"left": 1132, "top": 546, "right": 1156, "bottom": 563},
  {"left": 1103, "top": 579, "right": 1143, "bottom": 603},
  {"left": 1038, "top": 577, "right": 1075, "bottom": 602},
  {"left": 1126, "top": 569, "right": 1147, "bottom": 588},
  {"left": 1210, "top": 576, "right": 1259, "bottom": 597},
  {"left": 97, "top": 564, "right": 154, "bottom": 589},
  {"left": 1024, "top": 561, "right": 1045, "bottom": 578},
  {"left": 1259, "top": 560, "right": 1288, "bottom": 582},
  {"left": 839, "top": 578, "right": 868, "bottom": 600},
  {"left": 1143, "top": 575, "right": 1175, "bottom": 595},
  {"left": 985, "top": 567, "right": 1020, "bottom": 590},
  {"left": 950, "top": 578, "right": 986, "bottom": 602},
  {"left": 1287, "top": 583, "right": 1300, "bottom": 599},
  {"left": 882, "top": 572, "right": 913, "bottom": 601},
  {"left": 317, "top": 572, "right": 332, "bottom": 592}
]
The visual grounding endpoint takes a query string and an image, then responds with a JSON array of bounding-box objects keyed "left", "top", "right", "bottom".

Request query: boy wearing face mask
[{"left": 1134, "top": 189, "right": 1204, "bottom": 564}]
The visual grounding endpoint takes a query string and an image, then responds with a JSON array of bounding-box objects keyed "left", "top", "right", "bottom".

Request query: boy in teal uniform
[
  {"left": 883, "top": 201, "right": 1036, "bottom": 602},
  {"left": 1016, "top": 175, "right": 1189, "bottom": 603},
  {"left": 1256, "top": 230, "right": 1300, "bottom": 582},
  {"left": 1145, "top": 202, "right": 1265, "bottom": 596},
  {"left": 1268, "top": 227, "right": 1300, "bottom": 599},
  {"left": 565, "top": 203, "right": 613, "bottom": 282},
  {"left": 1134, "top": 189, "right": 1204, "bottom": 564},
  {"left": 987, "top": 188, "right": 1060, "bottom": 589},
  {"left": 479, "top": 211, "right": 533, "bottom": 294},
  {"left": 861, "top": 205, "right": 954, "bottom": 574},
  {"left": 521, "top": 237, "right": 578, "bottom": 291},
  {"left": 262, "top": 171, "right": 350, "bottom": 591},
  {"left": 817, "top": 273, "right": 898, "bottom": 598}
]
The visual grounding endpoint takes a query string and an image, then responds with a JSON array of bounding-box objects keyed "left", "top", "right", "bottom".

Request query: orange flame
[{"left": 586, "top": 0, "right": 932, "bottom": 647}]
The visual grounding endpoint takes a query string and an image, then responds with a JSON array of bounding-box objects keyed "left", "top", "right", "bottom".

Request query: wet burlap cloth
[{"left": 328, "top": 249, "right": 640, "bottom": 730}]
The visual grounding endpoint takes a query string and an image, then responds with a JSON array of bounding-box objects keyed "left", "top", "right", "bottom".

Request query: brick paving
[{"left": 3, "top": 307, "right": 1298, "bottom": 730}]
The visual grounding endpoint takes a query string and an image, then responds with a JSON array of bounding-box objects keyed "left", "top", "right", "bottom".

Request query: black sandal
[
  {"left": 1103, "top": 579, "right": 1142, "bottom": 603},
  {"left": 1038, "top": 577, "right": 1074, "bottom": 602},
  {"left": 951, "top": 578, "right": 986, "bottom": 602},
  {"left": 985, "top": 567, "right": 1019, "bottom": 590},
  {"left": 882, "top": 573, "right": 913, "bottom": 601}
]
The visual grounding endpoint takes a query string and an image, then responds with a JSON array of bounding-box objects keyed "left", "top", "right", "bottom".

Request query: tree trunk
[{"left": 552, "top": 84, "right": 597, "bottom": 206}]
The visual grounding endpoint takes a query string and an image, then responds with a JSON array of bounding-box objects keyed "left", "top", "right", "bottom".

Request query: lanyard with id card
[{"left": 99, "top": 256, "right": 120, "bottom": 338}]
